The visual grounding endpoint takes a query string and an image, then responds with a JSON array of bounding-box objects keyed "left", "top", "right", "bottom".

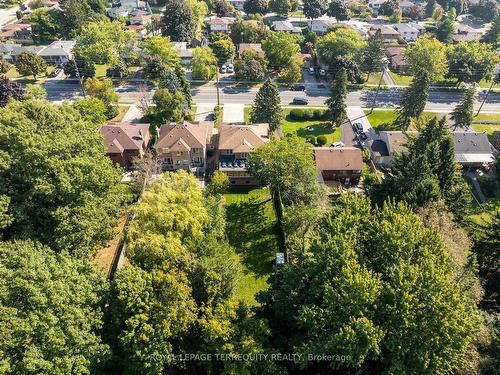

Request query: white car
[
  {"left": 306, "top": 126, "right": 315, "bottom": 132},
  {"left": 220, "top": 65, "right": 227, "bottom": 73},
  {"left": 308, "top": 67, "right": 314, "bottom": 75},
  {"left": 331, "top": 141, "right": 345, "bottom": 148},
  {"left": 319, "top": 69, "right": 327, "bottom": 77},
  {"left": 227, "top": 64, "right": 234, "bottom": 73}
]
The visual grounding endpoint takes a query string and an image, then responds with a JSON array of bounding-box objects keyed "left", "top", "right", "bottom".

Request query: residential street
[
  {"left": 0, "top": 5, "right": 18, "bottom": 26},
  {"left": 42, "top": 81, "right": 500, "bottom": 112}
]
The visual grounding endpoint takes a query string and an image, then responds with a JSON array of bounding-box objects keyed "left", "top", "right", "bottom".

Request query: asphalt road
[{"left": 42, "top": 81, "right": 500, "bottom": 112}]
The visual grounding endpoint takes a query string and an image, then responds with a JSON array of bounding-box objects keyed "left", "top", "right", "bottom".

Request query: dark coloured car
[
  {"left": 292, "top": 97, "right": 309, "bottom": 105},
  {"left": 291, "top": 84, "right": 306, "bottom": 91}
]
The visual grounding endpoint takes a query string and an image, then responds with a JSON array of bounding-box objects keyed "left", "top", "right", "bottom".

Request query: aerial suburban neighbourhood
[{"left": 0, "top": 0, "right": 499, "bottom": 373}]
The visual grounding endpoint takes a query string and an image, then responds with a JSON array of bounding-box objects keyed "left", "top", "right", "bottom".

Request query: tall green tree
[
  {"left": 269, "top": 0, "right": 298, "bottom": 15},
  {"left": 261, "top": 31, "right": 300, "bottom": 68},
  {"left": 395, "top": 70, "right": 431, "bottom": 130},
  {"left": 327, "top": 0, "right": 349, "bottom": 21},
  {"left": 15, "top": 51, "right": 47, "bottom": 80},
  {"left": 0, "top": 56, "right": 10, "bottom": 74},
  {"left": 191, "top": 46, "right": 218, "bottom": 80},
  {"left": 143, "top": 35, "right": 181, "bottom": 68},
  {"left": 0, "top": 240, "right": 109, "bottom": 375},
  {"left": 29, "top": 7, "right": 62, "bottom": 43},
  {"left": 234, "top": 49, "right": 268, "bottom": 81},
  {"left": 451, "top": 84, "right": 477, "bottom": 129},
  {"left": 84, "top": 77, "right": 119, "bottom": 119},
  {"left": 0, "top": 77, "right": 25, "bottom": 107},
  {"left": 161, "top": 0, "right": 196, "bottom": 42},
  {"left": 72, "top": 97, "right": 108, "bottom": 126},
  {"left": 425, "top": 0, "right": 436, "bottom": 17},
  {"left": 0, "top": 100, "right": 126, "bottom": 255},
  {"left": 325, "top": 68, "right": 348, "bottom": 126},
  {"left": 373, "top": 117, "right": 472, "bottom": 219},
  {"left": 360, "top": 29, "right": 385, "bottom": 81},
  {"left": 436, "top": 7, "right": 456, "bottom": 43},
  {"left": 59, "top": 0, "right": 106, "bottom": 37},
  {"left": 446, "top": 41, "right": 499, "bottom": 84},
  {"left": 76, "top": 20, "right": 135, "bottom": 65},
  {"left": 211, "top": 38, "right": 236, "bottom": 64},
  {"left": 316, "top": 26, "right": 366, "bottom": 63},
  {"left": 481, "top": 15, "right": 500, "bottom": 47},
  {"left": 259, "top": 194, "right": 479, "bottom": 374},
  {"left": 250, "top": 78, "right": 283, "bottom": 131},
  {"left": 404, "top": 35, "right": 448, "bottom": 81},
  {"left": 148, "top": 88, "right": 184, "bottom": 125},
  {"left": 104, "top": 171, "right": 249, "bottom": 375},
  {"left": 244, "top": 0, "right": 268, "bottom": 14},
  {"left": 303, "top": 0, "right": 327, "bottom": 20}
]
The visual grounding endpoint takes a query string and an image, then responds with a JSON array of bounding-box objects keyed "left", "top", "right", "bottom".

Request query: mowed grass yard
[
  {"left": 224, "top": 188, "right": 279, "bottom": 305},
  {"left": 245, "top": 107, "right": 342, "bottom": 145},
  {"left": 364, "top": 110, "right": 441, "bottom": 130}
]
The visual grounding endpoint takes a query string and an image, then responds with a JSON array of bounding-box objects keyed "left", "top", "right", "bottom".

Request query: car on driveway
[
  {"left": 331, "top": 141, "right": 345, "bottom": 147},
  {"left": 308, "top": 67, "right": 314, "bottom": 75},
  {"left": 291, "top": 84, "right": 306, "bottom": 91},
  {"left": 220, "top": 65, "right": 227, "bottom": 73},
  {"left": 319, "top": 69, "right": 327, "bottom": 77},
  {"left": 353, "top": 122, "right": 363, "bottom": 133},
  {"left": 227, "top": 64, "right": 234, "bottom": 73},
  {"left": 292, "top": 97, "right": 309, "bottom": 105},
  {"left": 359, "top": 132, "right": 368, "bottom": 140}
]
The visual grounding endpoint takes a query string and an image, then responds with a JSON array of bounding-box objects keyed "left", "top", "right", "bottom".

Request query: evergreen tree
[
  {"left": 327, "top": 0, "right": 349, "bottom": 21},
  {"left": 15, "top": 51, "right": 47, "bottom": 80},
  {"left": 425, "top": 0, "right": 436, "bottom": 17},
  {"left": 481, "top": 15, "right": 500, "bottom": 47},
  {"left": 395, "top": 70, "right": 431, "bottom": 130},
  {"left": 361, "top": 29, "right": 385, "bottom": 81},
  {"left": 325, "top": 68, "right": 348, "bottom": 126},
  {"left": 250, "top": 78, "right": 283, "bottom": 132},
  {"left": 436, "top": 7, "right": 456, "bottom": 43},
  {"left": 451, "top": 84, "right": 477, "bottom": 129}
]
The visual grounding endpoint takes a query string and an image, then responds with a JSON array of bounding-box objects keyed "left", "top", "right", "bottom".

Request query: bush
[
  {"left": 184, "top": 114, "right": 194, "bottom": 121},
  {"left": 313, "top": 109, "right": 325, "bottom": 120},
  {"left": 303, "top": 110, "right": 314, "bottom": 120},
  {"left": 478, "top": 176, "right": 498, "bottom": 198},
  {"left": 305, "top": 135, "right": 316, "bottom": 145},
  {"left": 316, "top": 135, "right": 327, "bottom": 146},
  {"left": 289, "top": 109, "right": 304, "bottom": 120}
]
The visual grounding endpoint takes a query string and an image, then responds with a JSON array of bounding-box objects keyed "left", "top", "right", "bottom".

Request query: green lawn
[
  {"left": 245, "top": 107, "right": 341, "bottom": 145},
  {"left": 224, "top": 188, "right": 279, "bottom": 305},
  {"left": 388, "top": 71, "right": 413, "bottom": 86},
  {"left": 365, "top": 110, "right": 440, "bottom": 130},
  {"left": 4, "top": 66, "right": 55, "bottom": 80},
  {"left": 363, "top": 72, "right": 384, "bottom": 85}
]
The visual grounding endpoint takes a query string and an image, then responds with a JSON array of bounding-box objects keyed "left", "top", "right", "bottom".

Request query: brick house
[
  {"left": 313, "top": 147, "right": 363, "bottom": 185},
  {"left": 154, "top": 121, "right": 214, "bottom": 176},
  {"left": 100, "top": 123, "right": 150, "bottom": 167},
  {"left": 215, "top": 123, "right": 271, "bottom": 186}
]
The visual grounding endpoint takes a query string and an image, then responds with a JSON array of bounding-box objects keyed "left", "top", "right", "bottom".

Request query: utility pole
[
  {"left": 369, "top": 59, "right": 389, "bottom": 114},
  {"left": 216, "top": 66, "right": 220, "bottom": 107},
  {"left": 475, "top": 80, "right": 494, "bottom": 117},
  {"left": 72, "top": 58, "right": 86, "bottom": 98}
]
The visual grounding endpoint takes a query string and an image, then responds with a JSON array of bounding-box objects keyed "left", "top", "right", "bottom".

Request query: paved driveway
[
  {"left": 195, "top": 105, "right": 214, "bottom": 121},
  {"left": 222, "top": 103, "right": 245, "bottom": 124}
]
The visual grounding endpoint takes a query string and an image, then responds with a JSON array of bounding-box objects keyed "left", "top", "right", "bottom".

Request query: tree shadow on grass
[{"left": 225, "top": 195, "right": 279, "bottom": 277}]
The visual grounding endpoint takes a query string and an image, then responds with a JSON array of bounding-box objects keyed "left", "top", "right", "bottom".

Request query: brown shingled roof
[
  {"left": 313, "top": 147, "right": 363, "bottom": 172},
  {"left": 218, "top": 124, "right": 270, "bottom": 151},
  {"left": 100, "top": 123, "right": 150, "bottom": 154},
  {"left": 155, "top": 121, "right": 214, "bottom": 151}
]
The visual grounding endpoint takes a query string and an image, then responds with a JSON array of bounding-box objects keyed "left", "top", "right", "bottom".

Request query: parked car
[
  {"left": 292, "top": 97, "right": 309, "bottom": 105},
  {"left": 306, "top": 126, "right": 315, "bottom": 132},
  {"left": 291, "top": 84, "right": 306, "bottom": 91},
  {"left": 49, "top": 67, "right": 63, "bottom": 78},
  {"left": 319, "top": 69, "right": 327, "bottom": 77},
  {"left": 353, "top": 122, "right": 363, "bottom": 133},
  {"left": 220, "top": 65, "right": 227, "bottom": 73},
  {"left": 227, "top": 63, "right": 234, "bottom": 73},
  {"left": 359, "top": 132, "right": 368, "bottom": 140},
  {"left": 308, "top": 67, "right": 314, "bottom": 75},
  {"left": 331, "top": 141, "right": 345, "bottom": 147}
]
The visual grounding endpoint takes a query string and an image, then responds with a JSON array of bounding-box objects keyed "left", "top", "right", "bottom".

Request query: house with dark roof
[
  {"left": 373, "top": 131, "right": 495, "bottom": 168},
  {"left": 215, "top": 123, "right": 271, "bottom": 186},
  {"left": 453, "top": 132, "right": 496, "bottom": 167},
  {"left": 100, "top": 123, "right": 151, "bottom": 167},
  {"left": 314, "top": 147, "right": 363, "bottom": 185},
  {"left": 154, "top": 121, "right": 214, "bottom": 175},
  {"left": 385, "top": 45, "right": 407, "bottom": 72}
]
